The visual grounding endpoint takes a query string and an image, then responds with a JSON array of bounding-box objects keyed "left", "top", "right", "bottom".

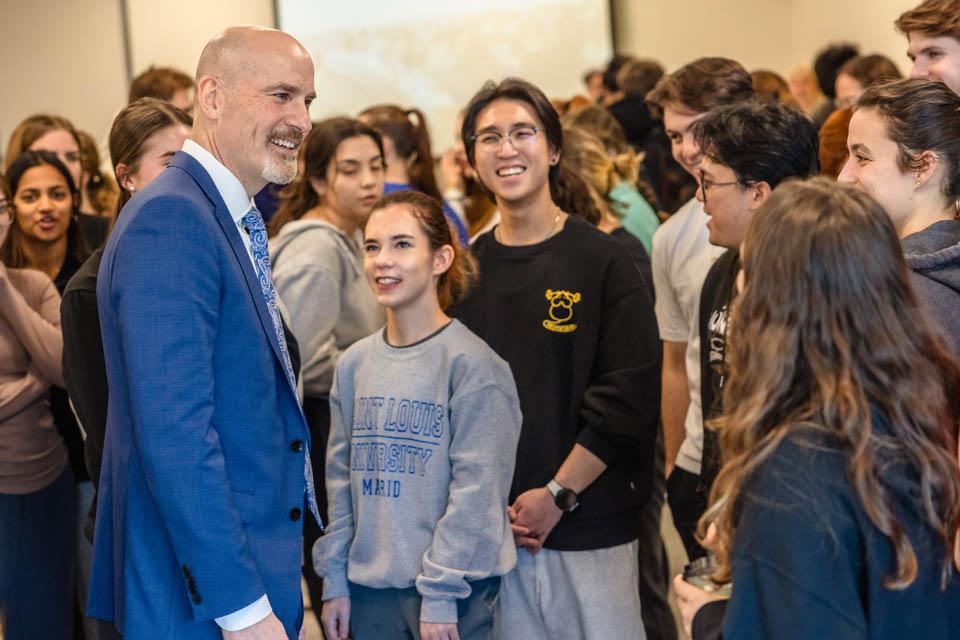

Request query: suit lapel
[{"left": 169, "top": 152, "right": 296, "bottom": 397}]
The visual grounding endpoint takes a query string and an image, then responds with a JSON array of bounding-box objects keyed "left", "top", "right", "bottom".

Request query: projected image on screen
[{"left": 278, "top": 0, "right": 612, "bottom": 150}]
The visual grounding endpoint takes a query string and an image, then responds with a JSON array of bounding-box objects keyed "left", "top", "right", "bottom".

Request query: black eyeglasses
[{"left": 699, "top": 170, "right": 750, "bottom": 206}]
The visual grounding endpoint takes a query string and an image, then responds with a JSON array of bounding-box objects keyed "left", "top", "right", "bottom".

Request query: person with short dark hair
[
  {"left": 608, "top": 58, "right": 665, "bottom": 153},
  {"left": 454, "top": 77, "right": 661, "bottom": 639},
  {"left": 811, "top": 43, "right": 860, "bottom": 126},
  {"left": 128, "top": 65, "right": 196, "bottom": 113},
  {"left": 693, "top": 100, "right": 819, "bottom": 509},
  {"left": 896, "top": 0, "right": 960, "bottom": 95},
  {"left": 644, "top": 58, "right": 754, "bottom": 562}
]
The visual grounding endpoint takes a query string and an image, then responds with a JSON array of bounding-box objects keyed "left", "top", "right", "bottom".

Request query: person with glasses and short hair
[
  {"left": 452, "top": 77, "right": 661, "bottom": 639},
  {"left": 692, "top": 101, "right": 819, "bottom": 505},
  {"left": 644, "top": 58, "right": 754, "bottom": 563}
]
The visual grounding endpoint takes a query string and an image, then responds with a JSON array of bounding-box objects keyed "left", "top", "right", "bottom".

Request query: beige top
[{"left": 0, "top": 265, "right": 67, "bottom": 494}]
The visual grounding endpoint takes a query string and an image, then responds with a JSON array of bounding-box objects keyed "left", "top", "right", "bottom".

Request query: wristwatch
[{"left": 547, "top": 479, "right": 580, "bottom": 512}]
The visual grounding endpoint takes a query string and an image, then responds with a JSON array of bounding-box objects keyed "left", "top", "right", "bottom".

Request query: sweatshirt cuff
[
  {"left": 321, "top": 570, "right": 350, "bottom": 601},
  {"left": 576, "top": 427, "right": 619, "bottom": 466},
  {"left": 420, "top": 596, "right": 458, "bottom": 624}
]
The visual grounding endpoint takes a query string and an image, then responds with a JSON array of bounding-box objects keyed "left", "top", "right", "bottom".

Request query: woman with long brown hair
[
  {"left": 359, "top": 104, "right": 469, "bottom": 245},
  {"left": 676, "top": 178, "right": 960, "bottom": 639}
]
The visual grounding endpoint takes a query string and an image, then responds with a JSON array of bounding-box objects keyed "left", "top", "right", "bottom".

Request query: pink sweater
[{"left": 0, "top": 265, "right": 67, "bottom": 494}]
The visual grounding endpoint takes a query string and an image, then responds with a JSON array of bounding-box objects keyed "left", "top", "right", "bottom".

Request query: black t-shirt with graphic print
[
  {"left": 698, "top": 248, "right": 741, "bottom": 493},
  {"left": 452, "top": 214, "right": 662, "bottom": 551}
]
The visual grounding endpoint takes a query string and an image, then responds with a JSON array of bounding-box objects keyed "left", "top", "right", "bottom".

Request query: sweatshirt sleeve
[
  {"left": 312, "top": 364, "right": 355, "bottom": 600},
  {"left": 273, "top": 251, "right": 343, "bottom": 398},
  {"left": 416, "top": 378, "right": 522, "bottom": 624},
  {"left": 0, "top": 270, "right": 64, "bottom": 387},
  {"left": 576, "top": 251, "right": 661, "bottom": 465}
]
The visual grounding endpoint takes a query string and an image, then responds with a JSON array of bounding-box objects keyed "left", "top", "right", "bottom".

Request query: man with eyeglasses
[
  {"left": 692, "top": 101, "right": 819, "bottom": 502},
  {"left": 453, "top": 78, "right": 661, "bottom": 640}
]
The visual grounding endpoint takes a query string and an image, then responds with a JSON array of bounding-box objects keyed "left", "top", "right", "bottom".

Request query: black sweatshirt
[{"left": 453, "top": 215, "right": 661, "bottom": 550}]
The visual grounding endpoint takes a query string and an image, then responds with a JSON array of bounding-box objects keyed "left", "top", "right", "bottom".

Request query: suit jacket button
[
  {"left": 192, "top": 594, "right": 202, "bottom": 605},
  {"left": 289, "top": 507, "right": 301, "bottom": 521},
  {"left": 290, "top": 439, "right": 303, "bottom": 452}
]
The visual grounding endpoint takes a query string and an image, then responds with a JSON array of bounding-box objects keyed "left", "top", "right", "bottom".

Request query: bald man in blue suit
[{"left": 88, "top": 27, "right": 319, "bottom": 639}]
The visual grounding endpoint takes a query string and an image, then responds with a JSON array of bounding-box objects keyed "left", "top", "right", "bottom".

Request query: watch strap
[{"left": 547, "top": 479, "right": 563, "bottom": 497}]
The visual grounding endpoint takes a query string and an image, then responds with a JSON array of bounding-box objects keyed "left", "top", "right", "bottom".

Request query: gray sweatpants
[{"left": 494, "top": 541, "right": 646, "bottom": 640}]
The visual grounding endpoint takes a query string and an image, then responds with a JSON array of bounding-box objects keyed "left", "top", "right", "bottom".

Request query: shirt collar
[{"left": 181, "top": 139, "right": 256, "bottom": 225}]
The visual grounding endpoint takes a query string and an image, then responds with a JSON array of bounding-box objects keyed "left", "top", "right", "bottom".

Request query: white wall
[
  {"left": 0, "top": 0, "right": 128, "bottom": 158},
  {"left": 614, "top": 0, "right": 915, "bottom": 76},
  {"left": 1, "top": 0, "right": 921, "bottom": 166},
  {"left": 125, "top": 0, "right": 274, "bottom": 81}
]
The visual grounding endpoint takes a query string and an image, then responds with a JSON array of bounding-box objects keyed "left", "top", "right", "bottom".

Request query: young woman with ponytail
[
  {"left": 359, "top": 105, "right": 470, "bottom": 245},
  {"left": 314, "top": 190, "right": 522, "bottom": 640}
]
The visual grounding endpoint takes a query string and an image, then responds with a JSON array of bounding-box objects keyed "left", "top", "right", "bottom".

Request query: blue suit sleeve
[{"left": 106, "top": 196, "right": 267, "bottom": 621}]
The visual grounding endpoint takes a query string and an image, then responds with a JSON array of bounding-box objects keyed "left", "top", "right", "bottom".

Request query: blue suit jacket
[{"left": 88, "top": 152, "right": 311, "bottom": 639}]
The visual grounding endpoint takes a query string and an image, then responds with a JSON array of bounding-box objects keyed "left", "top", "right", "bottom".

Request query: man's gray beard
[{"left": 262, "top": 154, "right": 298, "bottom": 185}]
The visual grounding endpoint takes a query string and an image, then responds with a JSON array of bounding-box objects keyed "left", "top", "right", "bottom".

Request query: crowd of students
[{"left": 2, "top": 0, "right": 960, "bottom": 638}]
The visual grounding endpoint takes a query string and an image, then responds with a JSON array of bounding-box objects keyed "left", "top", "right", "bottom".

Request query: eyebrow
[
  {"left": 850, "top": 143, "right": 871, "bottom": 154},
  {"left": 474, "top": 121, "right": 538, "bottom": 135},
  {"left": 160, "top": 150, "right": 177, "bottom": 159}
]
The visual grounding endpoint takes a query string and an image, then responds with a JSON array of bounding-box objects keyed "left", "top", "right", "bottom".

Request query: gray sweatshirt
[
  {"left": 269, "top": 219, "right": 385, "bottom": 398},
  {"left": 902, "top": 219, "right": 960, "bottom": 355},
  {"left": 313, "top": 320, "right": 521, "bottom": 624}
]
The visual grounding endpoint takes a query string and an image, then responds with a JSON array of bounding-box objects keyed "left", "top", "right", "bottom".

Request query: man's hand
[
  {"left": 320, "top": 596, "right": 351, "bottom": 640},
  {"left": 420, "top": 622, "right": 461, "bottom": 640},
  {"left": 510, "top": 487, "right": 562, "bottom": 553},
  {"left": 221, "top": 612, "right": 286, "bottom": 640},
  {"left": 673, "top": 574, "right": 727, "bottom": 639},
  {"left": 507, "top": 505, "right": 542, "bottom": 553}
]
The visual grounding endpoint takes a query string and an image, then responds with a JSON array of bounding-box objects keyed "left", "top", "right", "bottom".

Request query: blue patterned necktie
[{"left": 241, "top": 207, "right": 321, "bottom": 526}]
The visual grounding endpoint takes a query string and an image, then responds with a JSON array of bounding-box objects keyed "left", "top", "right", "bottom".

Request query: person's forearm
[
  {"left": 662, "top": 341, "right": 690, "bottom": 473},
  {"left": 554, "top": 443, "right": 607, "bottom": 493}
]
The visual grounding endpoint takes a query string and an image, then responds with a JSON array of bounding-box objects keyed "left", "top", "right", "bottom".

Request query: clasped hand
[{"left": 508, "top": 487, "right": 563, "bottom": 554}]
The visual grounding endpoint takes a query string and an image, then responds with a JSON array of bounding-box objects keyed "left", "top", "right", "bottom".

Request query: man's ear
[
  {"left": 749, "top": 181, "right": 773, "bottom": 210},
  {"left": 195, "top": 75, "right": 224, "bottom": 121}
]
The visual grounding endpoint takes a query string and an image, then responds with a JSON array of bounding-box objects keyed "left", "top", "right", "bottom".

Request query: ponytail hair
[
  {"left": 368, "top": 190, "right": 477, "bottom": 310},
  {"left": 360, "top": 105, "right": 441, "bottom": 200}
]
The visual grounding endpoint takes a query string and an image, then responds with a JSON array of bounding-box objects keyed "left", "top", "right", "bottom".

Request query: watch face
[{"left": 556, "top": 488, "right": 579, "bottom": 512}]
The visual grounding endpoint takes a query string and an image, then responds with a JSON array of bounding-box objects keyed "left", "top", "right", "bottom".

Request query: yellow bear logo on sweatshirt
[{"left": 543, "top": 289, "right": 581, "bottom": 333}]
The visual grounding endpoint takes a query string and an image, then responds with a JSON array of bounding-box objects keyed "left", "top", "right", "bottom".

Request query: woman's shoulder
[{"left": 445, "top": 320, "right": 515, "bottom": 390}]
